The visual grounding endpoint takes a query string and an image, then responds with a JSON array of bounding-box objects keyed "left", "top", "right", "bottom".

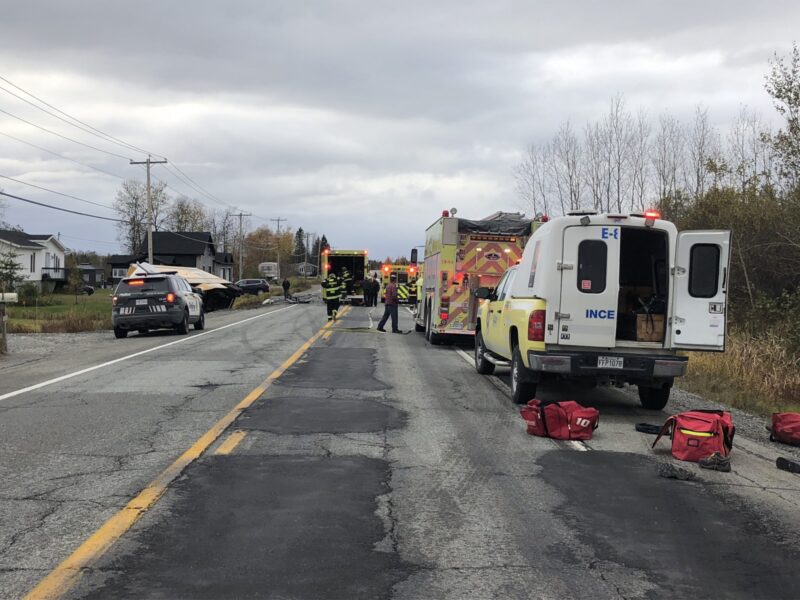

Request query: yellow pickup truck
[{"left": 474, "top": 211, "right": 730, "bottom": 410}]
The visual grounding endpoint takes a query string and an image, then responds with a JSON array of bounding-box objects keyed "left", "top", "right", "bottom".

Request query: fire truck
[
  {"left": 321, "top": 249, "right": 369, "bottom": 304},
  {"left": 380, "top": 263, "right": 419, "bottom": 303},
  {"left": 414, "top": 211, "right": 531, "bottom": 344}
]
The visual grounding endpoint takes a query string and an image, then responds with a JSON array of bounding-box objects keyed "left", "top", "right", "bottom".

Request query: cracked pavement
[{"left": 3, "top": 304, "right": 800, "bottom": 599}]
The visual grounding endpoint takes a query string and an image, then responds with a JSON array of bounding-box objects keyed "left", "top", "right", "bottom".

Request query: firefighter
[
  {"left": 340, "top": 267, "right": 353, "bottom": 298},
  {"left": 408, "top": 276, "right": 418, "bottom": 306},
  {"left": 322, "top": 271, "right": 342, "bottom": 321}
]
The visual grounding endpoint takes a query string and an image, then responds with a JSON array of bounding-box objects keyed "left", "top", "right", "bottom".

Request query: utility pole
[
  {"left": 304, "top": 231, "right": 314, "bottom": 279},
  {"left": 270, "top": 218, "right": 286, "bottom": 279},
  {"left": 233, "top": 212, "right": 251, "bottom": 280},
  {"left": 130, "top": 155, "right": 168, "bottom": 264}
]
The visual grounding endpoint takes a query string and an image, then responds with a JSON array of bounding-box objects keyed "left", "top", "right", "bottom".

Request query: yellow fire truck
[
  {"left": 321, "top": 249, "right": 369, "bottom": 304},
  {"left": 414, "top": 211, "right": 531, "bottom": 344},
  {"left": 380, "top": 263, "right": 419, "bottom": 304}
]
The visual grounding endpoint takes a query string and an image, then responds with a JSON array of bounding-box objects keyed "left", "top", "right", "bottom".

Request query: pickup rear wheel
[
  {"left": 474, "top": 330, "right": 495, "bottom": 375},
  {"left": 638, "top": 384, "right": 671, "bottom": 410},
  {"left": 511, "top": 346, "right": 537, "bottom": 404}
]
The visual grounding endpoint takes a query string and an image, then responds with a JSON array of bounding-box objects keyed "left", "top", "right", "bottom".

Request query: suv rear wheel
[
  {"left": 176, "top": 311, "right": 190, "bottom": 335},
  {"left": 194, "top": 309, "right": 205, "bottom": 331},
  {"left": 511, "top": 346, "right": 537, "bottom": 405},
  {"left": 474, "top": 329, "right": 495, "bottom": 375},
  {"left": 114, "top": 327, "right": 128, "bottom": 339}
]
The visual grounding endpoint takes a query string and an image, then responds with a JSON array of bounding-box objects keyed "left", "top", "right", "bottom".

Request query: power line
[
  {"left": 0, "top": 130, "right": 125, "bottom": 180},
  {"left": 0, "top": 190, "right": 123, "bottom": 222},
  {"left": 0, "top": 75, "right": 161, "bottom": 158},
  {"left": 0, "top": 106, "right": 132, "bottom": 160},
  {"left": 59, "top": 233, "right": 120, "bottom": 246},
  {"left": 0, "top": 173, "right": 116, "bottom": 211}
]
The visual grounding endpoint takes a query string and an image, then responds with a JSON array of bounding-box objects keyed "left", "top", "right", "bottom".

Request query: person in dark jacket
[
  {"left": 371, "top": 274, "right": 380, "bottom": 307},
  {"left": 282, "top": 278, "right": 291, "bottom": 300},
  {"left": 377, "top": 273, "right": 400, "bottom": 332},
  {"left": 363, "top": 275, "right": 373, "bottom": 306}
]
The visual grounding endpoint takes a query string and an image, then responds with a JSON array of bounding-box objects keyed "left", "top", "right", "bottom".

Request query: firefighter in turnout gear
[
  {"left": 322, "top": 272, "right": 342, "bottom": 321},
  {"left": 340, "top": 267, "right": 353, "bottom": 299}
]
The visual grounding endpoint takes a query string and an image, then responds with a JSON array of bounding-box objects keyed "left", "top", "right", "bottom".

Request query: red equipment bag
[
  {"left": 770, "top": 412, "right": 800, "bottom": 446},
  {"left": 520, "top": 399, "right": 599, "bottom": 441},
  {"left": 653, "top": 410, "right": 735, "bottom": 463}
]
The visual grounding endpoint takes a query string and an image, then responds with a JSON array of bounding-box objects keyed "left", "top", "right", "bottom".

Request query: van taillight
[{"left": 528, "top": 310, "right": 546, "bottom": 342}]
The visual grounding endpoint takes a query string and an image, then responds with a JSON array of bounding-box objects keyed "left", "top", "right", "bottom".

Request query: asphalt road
[{"left": 2, "top": 302, "right": 800, "bottom": 599}]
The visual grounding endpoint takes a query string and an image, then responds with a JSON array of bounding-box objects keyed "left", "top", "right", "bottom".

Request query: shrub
[
  {"left": 232, "top": 294, "right": 269, "bottom": 309},
  {"left": 17, "top": 283, "right": 39, "bottom": 304}
]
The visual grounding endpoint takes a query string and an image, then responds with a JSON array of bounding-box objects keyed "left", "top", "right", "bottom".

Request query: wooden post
[{"left": 0, "top": 304, "right": 7, "bottom": 354}]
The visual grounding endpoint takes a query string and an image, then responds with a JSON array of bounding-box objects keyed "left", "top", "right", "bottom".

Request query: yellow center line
[
  {"left": 24, "top": 305, "right": 351, "bottom": 600},
  {"left": 214, "top": 430, "right": 248, "bottom": 455}
]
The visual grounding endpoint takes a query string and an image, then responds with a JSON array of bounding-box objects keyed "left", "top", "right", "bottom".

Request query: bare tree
[
  {"left": 605, "top": 95, "right": 633, "bottom": 212},
  {"left": 209, "top": 208, "right": 236, "bottom": 253},
  {"left": 652, "top": 112, "right": 684, "bottom": 201},
  {"left": 628, "top": 110, "right": 651, "bottom": 211},
  {"left": 514, "top": 144, "right": 550, "bottom": 217},
  {"left": 551, "top": 122, "right": 583, "bottom": 213},
  {"left": 167, "top": 196, "right": 210, "bottom": 232},
  {"left": 685, "top": 105, "right": 719, "bottom": 199},
  {"left": 583, "top": 121, "right": 611, "bottom": 211},
  {"left": 114, "top": 179, "right": 171, "bottom": 254}
]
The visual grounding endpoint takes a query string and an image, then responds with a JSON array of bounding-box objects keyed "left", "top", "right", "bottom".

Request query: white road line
[
  {"left": 454, "top": 348, "right": 591, "bottom": 452},
  {"left": 0, "top": 305, "right": 297, "bottom": 403}
]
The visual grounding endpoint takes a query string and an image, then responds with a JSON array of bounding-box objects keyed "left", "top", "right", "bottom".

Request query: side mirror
[
  {"left": 192, "top": 287, "right": 203, "bottom": 295},
  {"left": 410, "top": 248, "right": 418, "bottom": 264},
  {"left": 474, "top": 287, "right": 492, "bottom": 300}
]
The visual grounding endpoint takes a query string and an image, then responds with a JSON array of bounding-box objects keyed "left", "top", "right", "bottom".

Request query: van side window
[
  {"left": 577, "top": 240, "right": 607, "bottom": 294},
  {"left": 689, "top": 244, "right": 720, "bottom": 298},
  {"left": 498, "top": 270, "right": 516, "bottom": 301},
  {"left": 527, "top": 241, "right": 541, "bottom": 287}
]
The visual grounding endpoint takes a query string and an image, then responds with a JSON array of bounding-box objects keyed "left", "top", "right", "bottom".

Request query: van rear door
[
  {"left": 558, "top": 225, "right": 621, "bottom": 347},
  {"left": 670, "top": 231, "right": 731, "bottom": 351}
]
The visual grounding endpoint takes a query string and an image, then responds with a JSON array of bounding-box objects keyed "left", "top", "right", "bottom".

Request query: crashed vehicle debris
[{"left": 126, "top": 262, "right": 242, "bottom": 311}]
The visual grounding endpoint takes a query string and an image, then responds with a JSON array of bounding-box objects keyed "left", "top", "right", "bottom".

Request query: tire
[
  {"left": 114, "top": 327, "right": 128, "bottom": 339},
  {"left": 176, "top": 311, "right": 190, "bottom": 335},
  {"left": 194, "top": 309, "right": 205, "bottom": 331},
  {"left": 415, "top": 321, "right": 425, "bottom": 332},
  {"left": 425, "top": 306, "right": 442, "bottom": 345},
  {"left": 510, "top": 346, "right": 537, "bottom": 404},
  {"left": 638, "top": 384, "right": 671, "bottom": 410},
  {"left": 474, "top": 329, "right": 495, "bottom": 375}
]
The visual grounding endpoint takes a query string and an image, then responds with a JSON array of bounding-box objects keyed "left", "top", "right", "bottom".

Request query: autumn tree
[
  {"left": 764, "top": 42, "right": 800, "bottom": 187},
  {"left": 167, "top": 196, "right": 210, "bottom": 232}
]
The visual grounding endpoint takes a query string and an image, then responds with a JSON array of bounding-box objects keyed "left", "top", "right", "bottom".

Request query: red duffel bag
[
  {"left": 653, "top": 410, "right": 735, "bottom": 462},
  {"left": 520, "top": 399, "right": 599, "bottom": 440},
  {"left": 770, "top": 412, "right": 800, "bottom": 446}
]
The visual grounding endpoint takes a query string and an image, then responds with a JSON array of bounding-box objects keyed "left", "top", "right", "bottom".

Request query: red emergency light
[
  {"left": 325, "top": 263, "right": 332, "bottom": 270},
  {"left": 323, "top": 249, "right": 330, "bottom": 255},
  {"left": 408, "top": 266, "right": 416, "bottom": 274},
  {"left": 383, "top": 265, "right": 391, "bottom": 273},
  {"left": 644, "top": 210, "right": 661, "bottom": 219},
  {"left": 128, "top": 280, "right": 144, "bottom": 286}
]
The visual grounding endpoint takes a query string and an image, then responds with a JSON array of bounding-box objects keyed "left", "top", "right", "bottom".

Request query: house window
[
  {"left": 30, "top": 253, "right": 36, "bottom": 273},
  {"left": 112, "top": 268, "right": 128, "bottom": 279},
  {"left": 577, "top": 240, "right": 607, "bottom": 294}
]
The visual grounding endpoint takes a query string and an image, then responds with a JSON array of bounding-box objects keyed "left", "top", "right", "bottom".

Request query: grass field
[{"left": 6, "top": 292, "right": 114, "bottom": 333}]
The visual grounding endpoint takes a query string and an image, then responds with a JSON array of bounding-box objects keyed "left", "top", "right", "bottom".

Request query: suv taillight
[
  {"left": 166, "top": 292, "right": 176, "bottom": 304},
  {"left": 528, "top": 310, "right": 546, "bottom": 342}
]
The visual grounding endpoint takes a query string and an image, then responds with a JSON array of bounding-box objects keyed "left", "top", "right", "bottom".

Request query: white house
[{"left": 0, "top": 230, "right": 67, "bottom": 291}]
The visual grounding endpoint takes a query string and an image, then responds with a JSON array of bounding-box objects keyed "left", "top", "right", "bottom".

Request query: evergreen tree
[
  {"left": 293, "top": 227, "right": 307, "bottom": 261},
  {"left": 0, "top": 246, "right": 24, "bottom": 293}
]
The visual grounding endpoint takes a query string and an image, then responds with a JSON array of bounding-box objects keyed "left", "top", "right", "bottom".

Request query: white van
[{"left": 474, "top": 211, "right": 731, "bottom": 409}]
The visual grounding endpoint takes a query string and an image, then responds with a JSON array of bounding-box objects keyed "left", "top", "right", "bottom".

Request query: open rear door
[{"left": 671, "top": 230, "right": 731, "bottom": 351}]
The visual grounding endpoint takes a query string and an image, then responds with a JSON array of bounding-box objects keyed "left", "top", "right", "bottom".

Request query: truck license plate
[
  {"left": 136, "top": 299, "right": 148, "bottom": 306},
  {"left": 598, "top": 356, "right": 624, "bottom": 369}
]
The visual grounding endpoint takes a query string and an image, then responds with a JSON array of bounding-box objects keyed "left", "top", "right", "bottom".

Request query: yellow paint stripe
[
  {"left": 214, "top": 430, "right": 247, "bottom": 455},
  {"left": 24, "top": 308, "right": 348, "bottom": 600},
  {"left": 322, "top": 331, "right": 333, "bottom": 340}
]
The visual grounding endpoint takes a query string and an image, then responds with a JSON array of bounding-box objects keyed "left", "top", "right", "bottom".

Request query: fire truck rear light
[
  {"left": 440, "top": 312, "right": 448, "bottom": 321},
  {"left": 528, "top": 309, "right": 546, "bottom": 342},
  {"left": 166, "top": 293, "right": 176, "bottom": 303}
]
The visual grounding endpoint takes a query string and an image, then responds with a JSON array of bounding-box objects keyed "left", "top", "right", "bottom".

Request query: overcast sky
[{"left": 0, "top": 1, "right": 797, "bottom": 259}]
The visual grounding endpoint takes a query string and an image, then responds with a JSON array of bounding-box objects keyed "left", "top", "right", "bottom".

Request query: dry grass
[
  {"left": 232, "top": 293, "right": 270, "bottom": 309},
  {"left": 680, "top": 330, "right": 800, "bottom": 415},
  {"left": 7, "top": 311, "right": 111, "bottom": 333}
]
